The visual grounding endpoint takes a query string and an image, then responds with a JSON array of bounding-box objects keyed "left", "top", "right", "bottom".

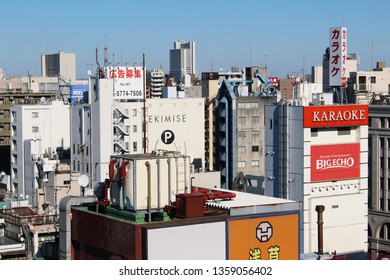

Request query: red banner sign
[
  {"left": 304, "top": 105, "right": 368, "bottom": 128},
  {"left": 311, "top": 143, "right": 360, "bottom": 182}
]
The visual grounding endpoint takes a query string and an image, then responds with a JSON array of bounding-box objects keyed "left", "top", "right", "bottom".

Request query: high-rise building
[
  {"left": 265, "top": 102, "right": 368, "bottom": 259},
  {"left": 214, "top": 80, "right": 276, "bottom": 191},
  {"left": 150, "top": 69, "right": 165, "bottom": 98},
  {"left": 70, "top": 65, "right": 205, "bottom": 190},
  {"left": 10, "top": 100, "right": 70, "bottom": 203},
  {"left": 367, "top": 104, "right": 390, "bottom": 259},
  {"left": 41, "top": 51, "right": 76, "bottom": 82},
  {"left": 169, "top": 40, "right": 196, "bottom": 85}
]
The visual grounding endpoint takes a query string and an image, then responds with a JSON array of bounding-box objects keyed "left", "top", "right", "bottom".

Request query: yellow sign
[{"left": 228, "top": 213, "right": 299, "bottom": 260}]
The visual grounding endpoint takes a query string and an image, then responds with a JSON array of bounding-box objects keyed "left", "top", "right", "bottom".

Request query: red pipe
[
  {"left": 109, "top": 159, "right": 117, "bottom": 181},
  {"left": 104, "top": 179, "right": 109, "bottom": 206},
  {"left": 120, "top": 160, "right": 129, "bottom": 184},
  {"left": 97, "top": 179, "right": 111, "bottom": 207},
  {"left": 191, "top": 186, "right": 236, "bottom": 205}
]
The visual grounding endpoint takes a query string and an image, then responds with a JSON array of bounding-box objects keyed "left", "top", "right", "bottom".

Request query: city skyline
[{"left": 1, "top": 0, "right": 390, "bottom": 79}]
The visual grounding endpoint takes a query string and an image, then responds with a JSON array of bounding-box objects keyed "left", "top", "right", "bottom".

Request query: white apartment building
[
  {"left": 70, "top": 67, "right": 205, "bottom": 190},
  {"left": 150, "top": 69, "right": 165, "bottom": 98},
  {"left": 10, "top": 100, "right": 70, "bottom": 204},
  {"left": 347, "top": 62, "right": 390, "bottom": 104}
]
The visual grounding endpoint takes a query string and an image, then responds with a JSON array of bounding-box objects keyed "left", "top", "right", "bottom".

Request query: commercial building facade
[
  {"left": 265, "top": 102, "right": 368, "bottom": 258},
  {"left": 70, "top": 66, "right": 205, "bottom": 189},
  {"left": 215, "top": 80, "right": 276, "bottom": 190},
  {"left": 367, "top": 104, "right": 390, "bottom": 259}
]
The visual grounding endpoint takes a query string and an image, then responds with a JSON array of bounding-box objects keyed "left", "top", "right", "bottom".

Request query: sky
[{"left": 1, "top": 0, "right": 390, "bottom": 79}]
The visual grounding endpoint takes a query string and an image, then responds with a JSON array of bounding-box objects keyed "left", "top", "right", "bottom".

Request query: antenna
[
  {"left": 96, "top": 47, "right": 100, "bottom": 67},
  {"left": 263, "top": 54, "right": 270, "bottom": 68},
  {"left": 249, "top": 42, "right": 252, "bottom": 66},
  {"left": 301, "top": 54, "right": 306, "bottom": 79},
  {"left": 104, "top": 35, "right": 109, "bottom": 67}
]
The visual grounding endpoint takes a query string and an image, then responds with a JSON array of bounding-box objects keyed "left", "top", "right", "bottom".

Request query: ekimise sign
[{"left": 304, "top": 105, "right": 368, "bottom": 128}]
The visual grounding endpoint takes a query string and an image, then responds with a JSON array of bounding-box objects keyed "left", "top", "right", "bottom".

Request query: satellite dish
[{"left": 78, "top": 174, "right": 89, "bottom": 188}]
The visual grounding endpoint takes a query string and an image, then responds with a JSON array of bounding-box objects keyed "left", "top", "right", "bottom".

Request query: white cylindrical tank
[{"left": 110, "top": 152, "right": 190, "bottom": 212}]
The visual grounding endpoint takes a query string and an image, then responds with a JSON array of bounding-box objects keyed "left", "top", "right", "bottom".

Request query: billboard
[
  {"left": 329, "top": 27, "right": 347, "bottom": 87},
  {"left": 303, "top": 105, "right": 368, "bottom": 128},
  {"left": 70, "top": 85, "right": 88, "bottom": 103},
  {"left": 146, "top": 222, "right": 226, "bottom": 260},
  {"left": 228, "top": 213, "right": 299, "bottom": 260},
  {"left": 105, "top": 66, "right": 144, "bottom": 100},
  {"left": 311, "top": 143, "right": 360, "bottom": 182}
]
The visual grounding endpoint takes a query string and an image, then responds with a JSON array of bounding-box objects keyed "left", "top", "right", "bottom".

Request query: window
[
  {"left": 32, "top": 112, "right": 39, "bottom": 118},
  {"left": 252, "top": 130, "right": 259, "bottom": 138},
  {"left": 252, "top": 145, "right": 259, "bottom": 152},
  {"left": 337, "top": 127, "right": 350, "bottom": 135},
  {"left": 370, "top": 76, "right": 376, "bottom": 84},
  {"left": 238, "top": 161, "right": 246, "bottom": 168},
  {"left": 63, "top": 180, "right": 71, "bottom": 185},
  {"left": 133, "top": 142, "right": 137, "bottom": 152},
  {"left": 238, "top": 117, "right": 246, "bottom": 125},
  {"left": 311, "top": 128, "right": 318, "bottom": 137},
  {"left": 133, "top": 109, "right": 137, "bottom": 116},
  {"left": 238, "top": 102, "right": 259, "bottom": 109},
  {"left": 252, "top": 116, "right": 259, "bottom": 123},
  {"left": 238, "top": 146, "right": 246, "bottom": 153},
  {"left": 252, "top": 160, "right": 259, "bottom": 167},
  {"left": 238, "top": 131, "right": 246, "bottom": 138},
  {"left": 133, "top": 125, "right": 137, "bottom": 132},
  {"left": 32, "top": 126, "right": 39, "bottom": 133}
]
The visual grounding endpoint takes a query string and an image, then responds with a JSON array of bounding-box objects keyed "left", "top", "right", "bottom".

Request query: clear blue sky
[{"left": 1, "top": 0, "right": 390, "bottom": 79}]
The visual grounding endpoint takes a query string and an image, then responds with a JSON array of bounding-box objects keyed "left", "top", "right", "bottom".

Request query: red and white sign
[
  {"left": 329, "top": 27, "right": 347, "bottom": 87},
  {"left": 303, "top": 105, "right": 368, "bottom": 128},
  {"left": 311, "top": 143, "right": 360, "bottom": 182},
  {"left": 268, "top": 77, "right": 279, "bottom": 85},
  {"left": 105, "top": 66, "right": 144, "bottom": 100}
]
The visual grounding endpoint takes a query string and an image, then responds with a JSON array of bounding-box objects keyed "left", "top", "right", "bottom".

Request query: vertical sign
[{"left": 329, "top": 27, "right": 347, "bottom": 87}]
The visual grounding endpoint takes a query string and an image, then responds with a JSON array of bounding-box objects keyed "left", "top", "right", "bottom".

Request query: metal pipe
[
  {"left": 142, "top": 53, "right": 147, "bottom": 153},
  {"left": 315, "top": 205, "right": 325, "bottom": 255},
  {"left": 59, "top": 195, "right": 97, "bottom": 260},
  {"left": 145, "top": 161, "right": 151, "bottom": 222}
]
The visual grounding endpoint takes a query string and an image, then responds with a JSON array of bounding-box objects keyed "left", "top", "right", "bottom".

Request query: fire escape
[{"left": 113, "top": 105, "right": 129, "bottom": 154}]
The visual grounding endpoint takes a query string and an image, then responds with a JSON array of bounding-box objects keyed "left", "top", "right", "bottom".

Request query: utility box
[{"left": 175, "top": 193, "right": 204, "bottom": 218}]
